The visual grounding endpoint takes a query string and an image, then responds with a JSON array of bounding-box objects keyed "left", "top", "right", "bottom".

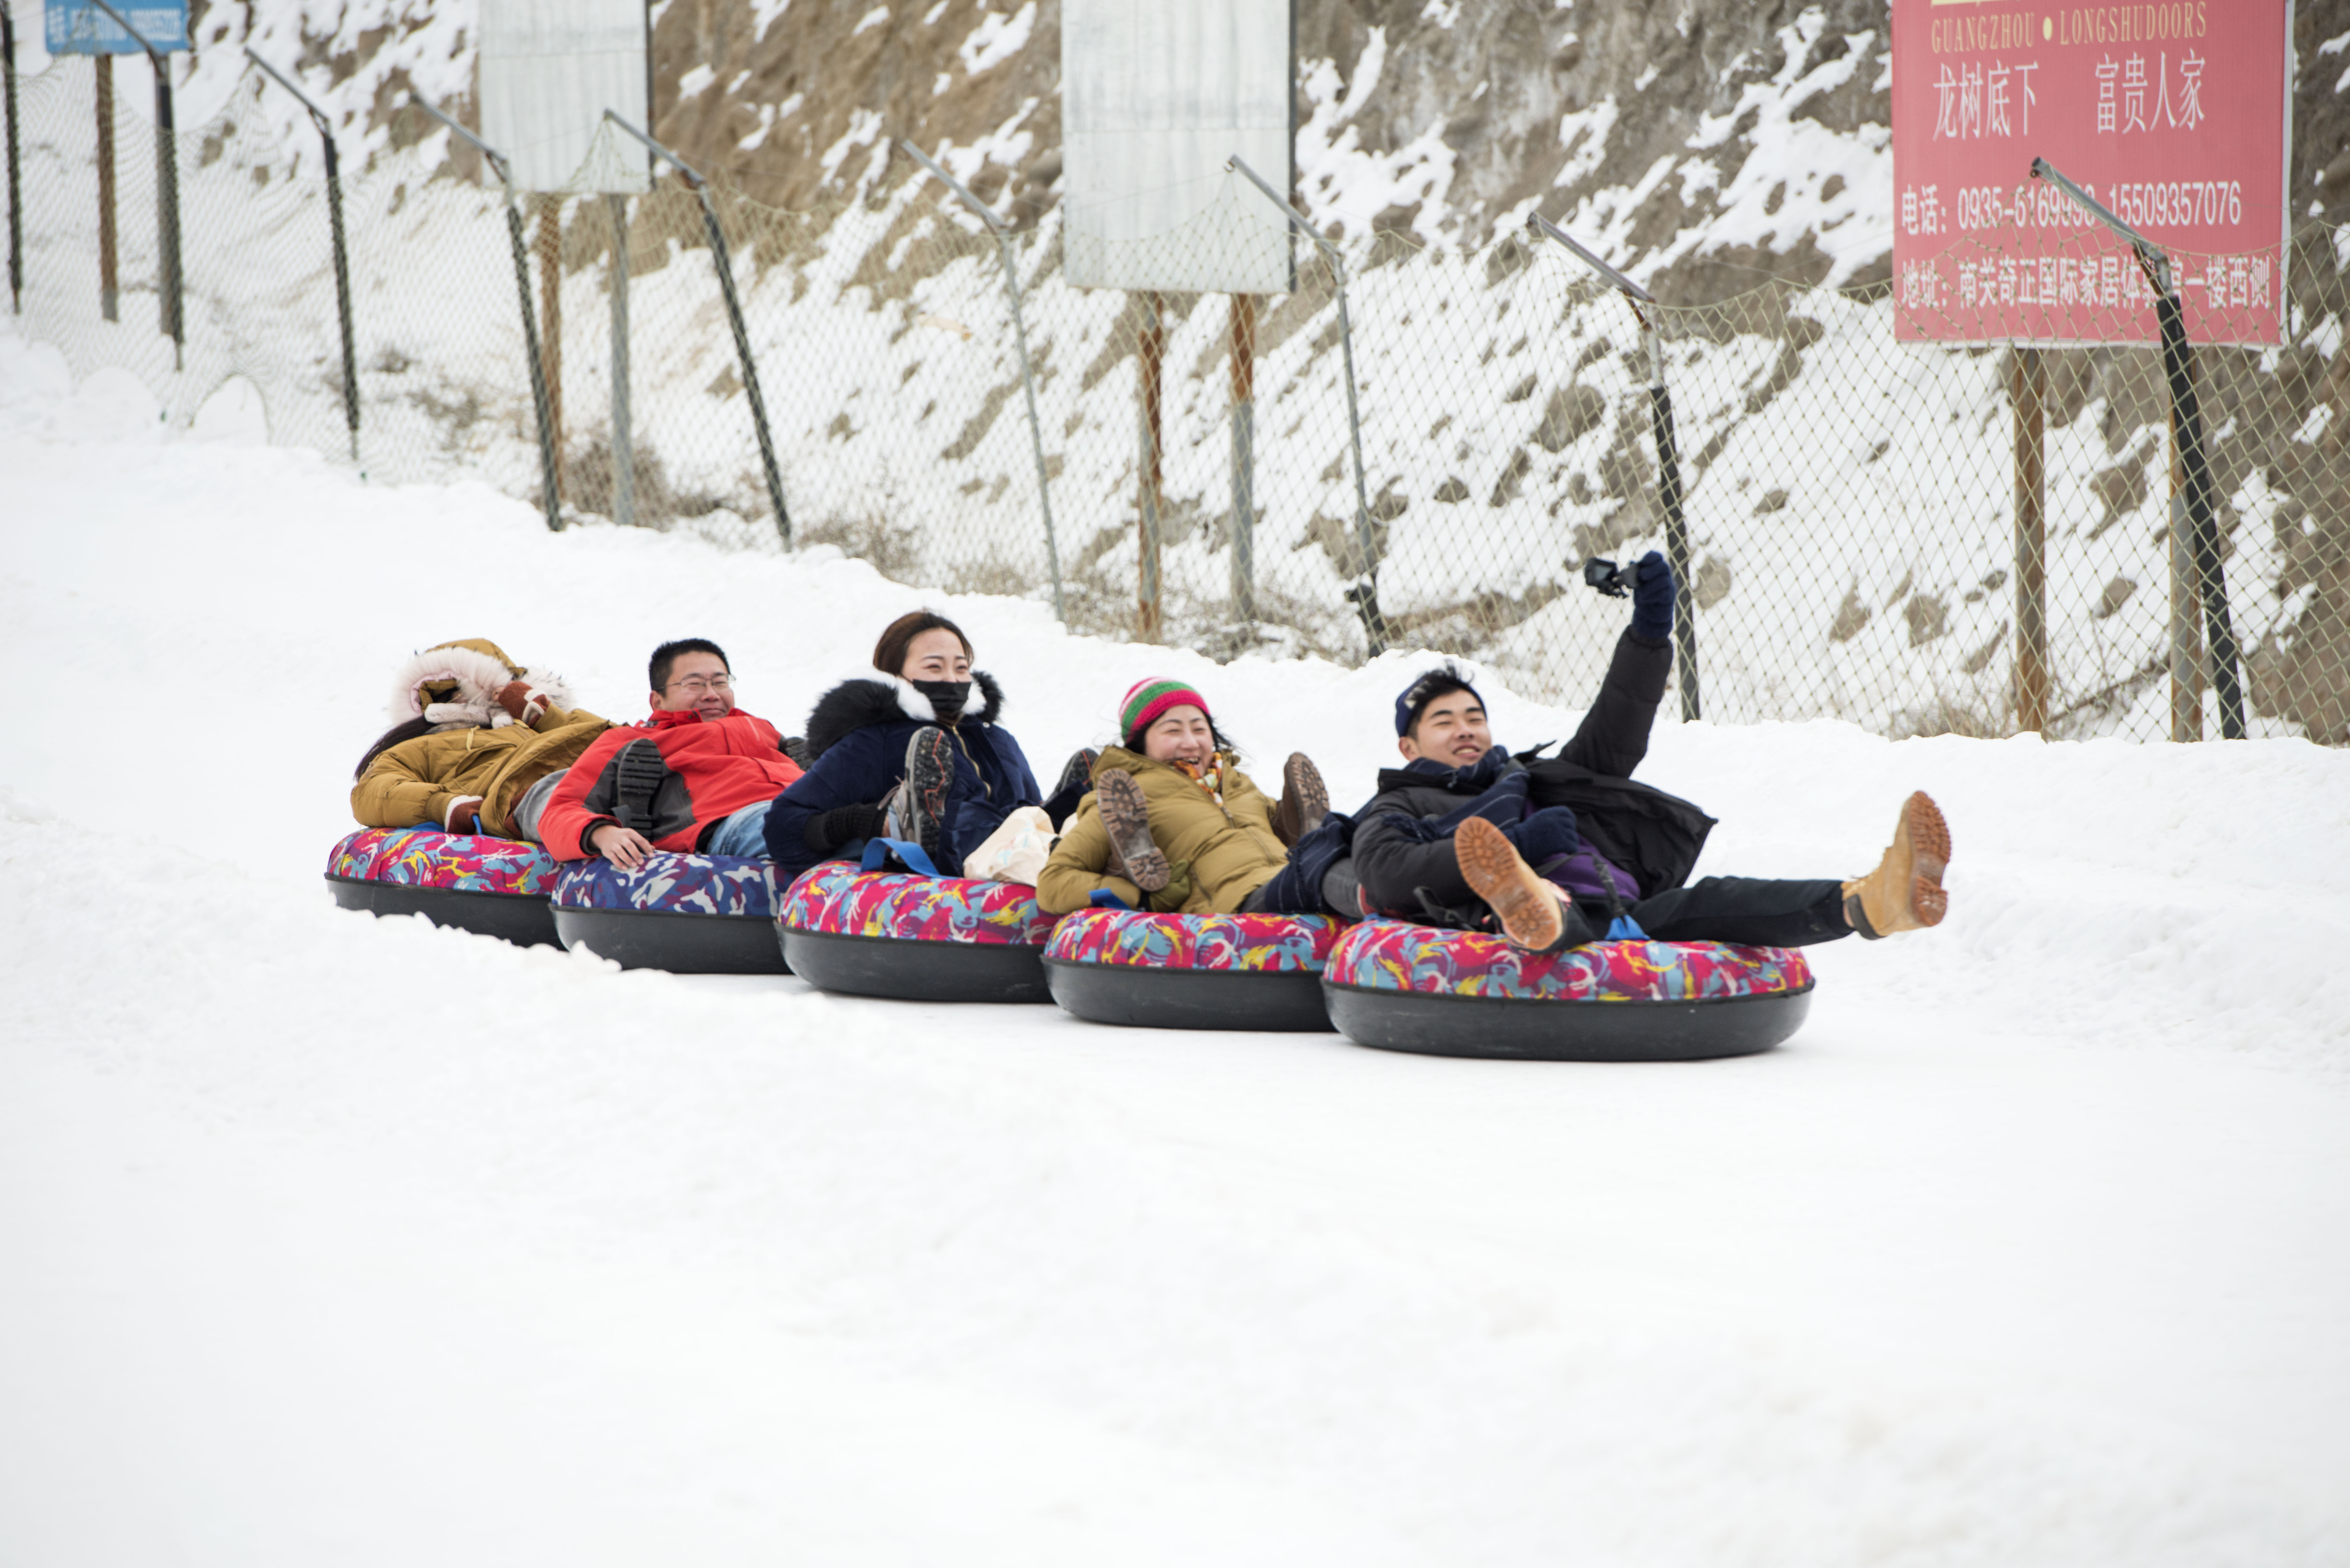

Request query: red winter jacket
[{"left": 540, "top": 707, "right": 805, "bottom": 860}]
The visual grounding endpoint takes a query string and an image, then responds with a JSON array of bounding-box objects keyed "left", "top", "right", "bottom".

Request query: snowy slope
[{"left": 4, "top": 318, "right": 2350, "bottom": 1564}]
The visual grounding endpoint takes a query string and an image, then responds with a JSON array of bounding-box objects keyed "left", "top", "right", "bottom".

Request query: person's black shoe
[
  {"left": 613, "top": 737, "right": 669, "bottom": 833},
  {"left": 899, "top": 726, "right": 954, "bottom": 861},
  {"left": 1054, "top": 747, "right": 1100, "bottom": 799}
]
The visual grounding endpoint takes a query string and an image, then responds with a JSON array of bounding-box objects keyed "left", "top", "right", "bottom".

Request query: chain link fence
[{"left": 9, "top": 52, "right": 2348, "bottom": 746}]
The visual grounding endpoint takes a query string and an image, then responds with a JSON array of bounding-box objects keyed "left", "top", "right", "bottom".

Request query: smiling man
[
  {"left": 537, "top": 638, "right": 806, "bottom": 869},
  {"left": 1353, "top": 554, "right": 1952, "bottom": 956}
]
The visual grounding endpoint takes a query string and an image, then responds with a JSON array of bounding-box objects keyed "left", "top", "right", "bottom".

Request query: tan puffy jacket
[
  {"left": 351, "top": 708, "right": 611, "bottom": 836},
  {"left": 1036, "top": 746, "right": 1289, "bottom": 916}
]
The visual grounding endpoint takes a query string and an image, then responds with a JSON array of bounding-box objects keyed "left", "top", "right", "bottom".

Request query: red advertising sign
[{"left": 1891, "top": 1, "right": 2291, "bottom": 345}]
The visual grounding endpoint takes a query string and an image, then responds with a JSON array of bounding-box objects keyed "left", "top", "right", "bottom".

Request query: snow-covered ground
[{"left": 4, "top": 316, "right": 2349, "bottom": 1565}]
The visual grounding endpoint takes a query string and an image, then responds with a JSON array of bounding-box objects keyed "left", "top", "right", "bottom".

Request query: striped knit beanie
[{"left": 1119, "top": 677, "right": 1210, "bottom": 744}]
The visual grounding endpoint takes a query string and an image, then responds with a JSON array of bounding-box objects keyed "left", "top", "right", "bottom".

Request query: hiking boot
[
  {"left": 1454, "top": 816, "right": 1569, "bottom": 954},
  {"left": 1095, "top": 767, "right": 1170, "bottom": 892},
  {"left": 1841, "top": 790, "right": 1951, "bottom": 939},
  {"left": 612, "top": 737, "right": 670, "bottom": 833},
  {"left": 1272, "top": 752, "right": 1330, "bottom": 847},
  {"left": 898, "top": 726, "right": 955, "bottom": 861}
]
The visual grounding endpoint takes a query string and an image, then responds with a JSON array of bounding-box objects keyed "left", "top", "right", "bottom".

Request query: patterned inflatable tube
[
  {"left": 323, "top": 827, "right": 560, "bottom": 947},
  {"left": 549, "top": 853, "right": 789, "bottom": 974},
  {"left": 1320, "top": 919, "right": 1815, "bottom": 1061},
  {"left": 1043, "top": 909, "right": 1347, "bottom": 1031},
  {"left": 777, "top": 862, "right": 1063, "bottom": 1003}
]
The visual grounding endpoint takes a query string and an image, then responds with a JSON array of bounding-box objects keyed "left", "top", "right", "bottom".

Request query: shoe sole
[
  {"left": 1281, "top": 752, "right": 1329, "bottom": 843},
  {"left": 614, "top": 738, "right": 669, "bottom": 832},
  {"left": 1902, "top": 791, "right": 1951, "bottom": 928},
  {"left": 1095, "top": 770, "right": 1170, "bottom": 892},
  {"left": 1454, "top": 817, "right": 1565, "bottom": 952},
  {"left": 904, "top": 729, "right": 954, "bottom": 856}
]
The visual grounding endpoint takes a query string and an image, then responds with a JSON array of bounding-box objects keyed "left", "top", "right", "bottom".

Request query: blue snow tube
[{"left": 549, "top": 852, "right": 791, "bottom": 974}]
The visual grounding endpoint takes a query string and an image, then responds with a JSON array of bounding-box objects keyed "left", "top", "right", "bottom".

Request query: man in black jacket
[{"left": 1353, "top": 553, "right": 1951, "bottom": 954}]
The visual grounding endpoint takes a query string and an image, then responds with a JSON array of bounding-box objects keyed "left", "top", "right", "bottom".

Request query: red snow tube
[
  {"left": 1319, "top": 919, "right": 1813, "bottom": 1061},
  {"left": 776, "top": 862, "right": 1062, "bottom": 1003},
  {"left": 324, "top": 827, "right": 559, "bottom": 947},
  {"left": 1042, "top": 908, "right": 1346, "bottom": 1031}
]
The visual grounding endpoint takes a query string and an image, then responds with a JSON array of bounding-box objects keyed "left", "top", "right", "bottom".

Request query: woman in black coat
[{"left": 763, "top": 610, "right": 1045, "bottom": 880}]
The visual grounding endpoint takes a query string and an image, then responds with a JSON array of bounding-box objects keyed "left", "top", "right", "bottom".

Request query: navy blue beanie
[{"left": 1395, "top": 664, "right": 1485, "bottom": 737}]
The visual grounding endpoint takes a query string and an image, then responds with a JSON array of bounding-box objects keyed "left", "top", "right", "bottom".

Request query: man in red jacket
[{"left": 538, "top": 639, "right": 805, "bottom": 867}]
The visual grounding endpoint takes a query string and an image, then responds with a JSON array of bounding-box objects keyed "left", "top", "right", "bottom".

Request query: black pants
[{"left": 1569, "top": 876, "right": 1849, "bottom": 949}]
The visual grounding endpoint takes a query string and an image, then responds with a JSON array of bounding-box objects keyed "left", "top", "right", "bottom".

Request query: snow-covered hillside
[{"left": 5, "top": 310, "right": 2350, "bottom": 1564}]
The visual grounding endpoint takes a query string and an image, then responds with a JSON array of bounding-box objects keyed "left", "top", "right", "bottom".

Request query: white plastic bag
[{"left": 964, "top": 805, "right": 1057, "bottom": 886}]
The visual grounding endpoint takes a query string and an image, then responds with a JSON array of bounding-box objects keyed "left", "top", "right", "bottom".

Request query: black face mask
[{"left": 913, "top": 678, "right": 972, "bottom": 724}]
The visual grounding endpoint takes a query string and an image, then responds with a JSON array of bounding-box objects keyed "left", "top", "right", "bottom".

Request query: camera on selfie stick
[{"left": 1581, "top": 557, "right": 1632, "bottom": 598}]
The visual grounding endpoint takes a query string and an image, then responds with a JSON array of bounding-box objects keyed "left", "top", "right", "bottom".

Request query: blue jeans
[{"left": 706, "top": 800, "right": 774, "bottom": 858}]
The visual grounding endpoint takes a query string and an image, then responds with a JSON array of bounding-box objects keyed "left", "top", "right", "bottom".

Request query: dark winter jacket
[
  {"left": 762, "top": 671, "right": 1042, "bottom": 879},
  {"left": 1352, "top": 629, "right": 1716, "bottom": 913},
  {"left": 540, "top": 707, "right": 805, "bottom": 861}
]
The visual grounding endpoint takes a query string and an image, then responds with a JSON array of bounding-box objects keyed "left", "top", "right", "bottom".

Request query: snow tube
[
  {"left": 777, "top": 860, "right": 1060, "bottom": 1003},
  {"left": 1043, "top": 909, "right": 1345, "bottom": 1031},
  {"left": 324, "top": 827, "right": 560, "bottom": 947},
  {"left": 1321, "top": 919, "right": 1813, "bottom": 1062},
  {"left": 549, "top": 852, "right": 790, "bottom": 974}
]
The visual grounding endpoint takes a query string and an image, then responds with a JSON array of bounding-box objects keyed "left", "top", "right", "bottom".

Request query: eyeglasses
[{"left": 667, "top": 675, "right": 732, "bottom": 694}]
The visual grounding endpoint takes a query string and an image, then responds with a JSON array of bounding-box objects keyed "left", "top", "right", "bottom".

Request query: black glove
[
  {"left": 1631, "top": 550, "right": 1676, "bottom": 642},
  {"left": 806, "top": 803, "right": 888, "bottom": 850}
]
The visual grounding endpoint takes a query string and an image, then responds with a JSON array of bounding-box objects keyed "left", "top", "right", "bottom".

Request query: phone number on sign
[{"left": 1945, "top": 178, "right": 2245, "bottom": 231}]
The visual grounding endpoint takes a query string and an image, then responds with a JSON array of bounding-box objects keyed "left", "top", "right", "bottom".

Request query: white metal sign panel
[
  {"left": 478, "top": 0, "right": 651, "bottom": 194},
  {"left": 1062, "top": 0, "right": 1293, "bottom": 293}
]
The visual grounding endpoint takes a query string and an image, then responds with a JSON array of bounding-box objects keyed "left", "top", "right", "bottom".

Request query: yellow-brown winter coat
[
  {"left": 1036, "top": 746, "right": 1289, "bottom": 916},
  {"left": 351, "top": 637, "right": 609, "bottom": 835},
  {"left": 352, "top": 712, "right": 610, "bottom": 836}
]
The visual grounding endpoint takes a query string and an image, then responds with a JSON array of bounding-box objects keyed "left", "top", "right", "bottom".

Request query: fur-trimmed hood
[
  {"left": 805, "top": 670, "right": 1006, "bottom": 759},
  {"left": 388, "top": 638, "right": 576, "bottom": 732}
]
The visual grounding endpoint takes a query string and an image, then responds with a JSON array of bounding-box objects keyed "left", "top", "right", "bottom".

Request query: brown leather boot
[
  {"left": 1454, "top": 817, "right": 1569, "bottom": 954},
  {"left": 1272, "top": 752, "right": 1329, "bottom": 846},
  {"left": 1095, "top": 768, "right": 1171, "bottom": 893},
  {"left": 1841, "top": 791, "right": 1952, "bottom": 939}
]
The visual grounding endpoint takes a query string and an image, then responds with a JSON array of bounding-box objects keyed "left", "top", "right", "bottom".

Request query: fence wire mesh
[{"left": 9, "top": 53, "right": 2348, "bottom": 746}]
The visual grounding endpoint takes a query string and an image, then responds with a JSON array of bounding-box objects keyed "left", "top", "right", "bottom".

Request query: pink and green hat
[{"left": 1119, "top": 677, "right": 1211, "bottom": 744}]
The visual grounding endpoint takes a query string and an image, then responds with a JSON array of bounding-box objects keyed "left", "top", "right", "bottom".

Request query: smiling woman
[{"left": 1035, "top": 676, "right": 1353, "bottom": 920}]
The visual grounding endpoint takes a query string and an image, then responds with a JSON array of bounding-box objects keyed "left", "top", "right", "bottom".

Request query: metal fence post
[
  {"left": 1137, "top": 290, "right": 1166, "bottom": 641},
  {"left": 2012, "top": 346, "right": 2048, "bottom": 733},
  {"left": 2032, "top": 157, "right": 2245, "bottom": 739},
  {"left": 245, "top": 49, "right": 360, "bottom": 464},
  {"left": 2168, "top": 492, "right": 2203, "bottom": 741},
  {"left": 411, "top": 98, "right": 563, "bottom": 530},
  {"left": 607, "top": 192, "right": 636, "bottom": 528},
  {"left": 3, "top": 2, "right": 22, "bottom": 314},
  {"left": 898, "top": 140, "right": 1064, "bottom": 619},
  {"left": 1529, "top": 212, "right": 1701, "bottom": 721},
  {"left": 88, "top": 0, "right": 179, "bottom": 368},
  {"left": 95, "top": 53, "right": 115, "bottom": 320},
  {"left": 603, "top": 110, "right": 791, "bottom": 547},
  {"left": 1230, "top": 154, "right": 1385, "bottom": 655},
  {"left": 1229, "top": 293, "right": 1257, "bottom": 628}
]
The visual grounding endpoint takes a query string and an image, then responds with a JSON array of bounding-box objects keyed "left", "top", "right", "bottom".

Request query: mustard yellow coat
[
  {"left": 351, "top": 705, "right": 609, "bottom": 836},
  {"left": 1036, "top": 746, "right": 1289, "bottom": 916}
]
